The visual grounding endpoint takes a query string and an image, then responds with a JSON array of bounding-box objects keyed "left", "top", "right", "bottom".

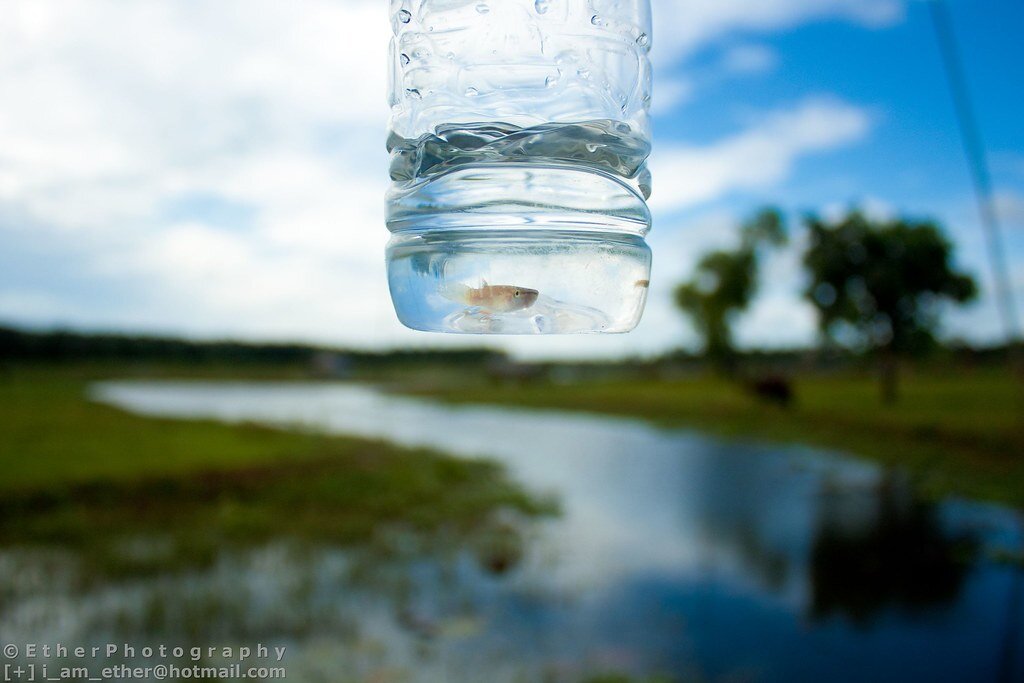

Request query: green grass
[
  {"left": 0, "top": 367, "right": 554, "bottom": 576},
  {"left": 400, "top": 368, "right": 1024, "bottom": 508}
]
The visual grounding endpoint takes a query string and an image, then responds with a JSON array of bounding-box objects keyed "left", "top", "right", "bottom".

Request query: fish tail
[{"left": 440, "top": 282, "right": 472, "bottom": 304}]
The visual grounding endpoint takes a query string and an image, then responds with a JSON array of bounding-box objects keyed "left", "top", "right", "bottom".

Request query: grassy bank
[
  {"left": 0, "top": 368, "right": 553, "bottom": 576},
  {"left": 401, "top": 369, "right": 1024, "bottom": 508}
]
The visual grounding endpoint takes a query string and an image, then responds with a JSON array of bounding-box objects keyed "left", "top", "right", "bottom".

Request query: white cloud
[
  {"left": 0, "top": 0, "right": 387, "bottom": 227},
  {"left": 0, "top": 0, "right": 404, "bottom": 345},
  {"left": 652, "top": 45, "right": 778, "bottom": 116},
  {"left": 645, "top": 0, "right": 902, "bottom": 114},
  {"left": 719, "top": 44, "right": 780, "bottom": 76},
  {"left": 0, "top": 289, "right": 79, "bottom": 324},
  {"left": 819, "top": 195, "right": 898, "bottom": 223},
  {"left": 994, "top": 190, "right": 1024, "bottom": 228},
  {"left": 651, "top": 78, "right": 695, "bottom": 115},
  {"left": 651, "top": 0, "right": 903, "bottom": 64},
  {"left": 651, "top": 99, "right": 872, "bottom": 212},
  {"left": 735, "top": 230, "right": 818, "bottom": 347},
  {"left": 0, "top": 0, "right": 891, "bottom": 358}
]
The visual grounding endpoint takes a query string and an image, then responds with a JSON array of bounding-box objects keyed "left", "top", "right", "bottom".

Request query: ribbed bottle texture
[{"left": 386, "top": 0, "right": 653, "bottom": 334}]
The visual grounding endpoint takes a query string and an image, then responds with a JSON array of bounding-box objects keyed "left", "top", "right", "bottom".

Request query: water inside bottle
[
  {"left": 385, "top": 119, "right": 652, "bottom": 334},
  {"left": 388, "top": 119, "right": 650, "bottom": 195}
]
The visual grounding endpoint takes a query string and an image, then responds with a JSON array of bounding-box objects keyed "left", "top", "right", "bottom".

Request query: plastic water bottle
[{"left": 386, "top": 0, "right": 653, "bottom": 334}]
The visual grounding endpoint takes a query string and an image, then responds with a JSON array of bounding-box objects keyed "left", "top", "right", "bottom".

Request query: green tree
[
  {"left": 803, "top": 211, "right": 977, "bottom": 403},
  {"left": 675, "top": 208, "right": 787, "bottom": 372}
]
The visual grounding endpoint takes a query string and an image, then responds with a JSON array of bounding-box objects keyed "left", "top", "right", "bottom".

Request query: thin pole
[{"left": 928, "top": 0, "right": 1021, "bottom": 345}]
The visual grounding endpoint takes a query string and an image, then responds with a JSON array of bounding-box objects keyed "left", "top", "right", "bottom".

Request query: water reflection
[
  {"left": 1, "top": 382, "right": 1020, "bottom": 682},
  {"left": 811, "top": 479, "right": 976, "bottom": 623}
]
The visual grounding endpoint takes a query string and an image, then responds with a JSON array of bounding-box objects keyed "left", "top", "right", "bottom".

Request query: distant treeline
[
  {"left": 0, "top": 324, "right": 1013, "bottom": 373},
  {"left": 0, "top": 326, "right": 504, "bottom": 369}
]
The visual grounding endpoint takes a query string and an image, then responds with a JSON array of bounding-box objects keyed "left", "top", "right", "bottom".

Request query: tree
[
  {"left": 675, "top": 208, "right": 787, "bottom": 372},
  {"left": 803, "top": 211, "right": 977, "bottom": 403}
]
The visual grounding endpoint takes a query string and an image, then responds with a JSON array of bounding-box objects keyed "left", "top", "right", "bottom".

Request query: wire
[{"left": 928, "top": 0, "right": 1021, "bottom": 344}]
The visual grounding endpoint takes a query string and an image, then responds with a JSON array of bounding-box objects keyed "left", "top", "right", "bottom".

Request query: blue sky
[
  {"left": 684, "top": 0, "right": 1024, "bottom": 209},
  {"left": 0, "top": 0, "right": 1021, "bottom": 358},
  {"left": 649, "top": 0, "right": 1024, "bottom": 353}
]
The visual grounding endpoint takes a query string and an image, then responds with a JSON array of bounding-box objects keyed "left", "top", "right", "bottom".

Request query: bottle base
[{"left": 386, "top": 229, "right": 652, "bottom": 335}]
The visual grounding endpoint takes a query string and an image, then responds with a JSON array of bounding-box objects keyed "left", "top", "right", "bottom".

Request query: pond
[{"left": 5, "top": 381, "right": 1023, "bottom": 682}]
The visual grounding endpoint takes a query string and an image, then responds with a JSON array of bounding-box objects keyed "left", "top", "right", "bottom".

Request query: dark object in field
[
  {"left": 486, "top": 358, "right": 545, "bottom": 385},
  {"left": 746, "top": 375, "right": 794, "bottom": 407},
  {"left": 473, "top": 517, "right": 526, "bottom": 576}
]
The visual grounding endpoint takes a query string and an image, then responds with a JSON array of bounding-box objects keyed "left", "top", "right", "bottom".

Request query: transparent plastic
[{"left": 386, "top": 0, "right": 653, "bottom": 334}]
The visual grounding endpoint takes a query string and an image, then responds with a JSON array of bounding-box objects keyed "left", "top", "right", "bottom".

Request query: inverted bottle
[{"left": 385, "top": 0, "right": 654, "bottom": 334}]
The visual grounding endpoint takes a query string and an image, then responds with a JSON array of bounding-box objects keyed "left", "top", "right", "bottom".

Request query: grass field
[
  {"left": 0, "top": 367, "right": 553, "bottom": 576},
  {"left": 402, "top": 368, "right": 1024, "bottom": 508},
  {"left": 2, "top": 359, "right": 1020, "bottom": 567}
]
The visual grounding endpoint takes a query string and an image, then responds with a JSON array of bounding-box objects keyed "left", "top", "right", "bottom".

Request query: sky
[{"left": 1, "top": 0, "right": 1022, "bottom": 359}]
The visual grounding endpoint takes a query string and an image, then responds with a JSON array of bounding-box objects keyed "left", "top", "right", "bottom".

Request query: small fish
[
  {"left": 634, "top": 279, "right": 650, "bottom": 289},
  {"left": 445, "top": 281, "right": 540, "bottom": 313}
]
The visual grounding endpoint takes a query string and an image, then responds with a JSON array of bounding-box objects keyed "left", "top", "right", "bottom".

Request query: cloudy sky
[{"left": 1, "top": 0, "right": 1022, "bottom": 358}]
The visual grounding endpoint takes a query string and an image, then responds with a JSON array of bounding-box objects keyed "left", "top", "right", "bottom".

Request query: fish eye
[{"left": 514, "top": 289, "right": 521, "bottom": 297}]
